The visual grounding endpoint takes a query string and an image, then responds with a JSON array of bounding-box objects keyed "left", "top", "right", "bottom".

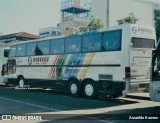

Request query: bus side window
[
  {"left": 50, "top": 38, "right": 64, "bottom": 54},
  {"left": 103, "top": 30, "right": 121, "bottom": 51},
  {"left": 37, "top": 40, "right": 50, "bottom": 55},
  {"left": 88, "top": 42, "right": 101, "bottom": 51},
  {"left": 43, "top": 47, "right": 49, "bottom": 55},
  {"left": 82, "top": 33, "right": 102, "bottom": 52},
  {"left": 65, "top": 36, "right": 81, "bottom": 53},
  {"left": 26, "top": 42, "right": 37, "bottom": 56},
  {"left": 16, "top": 44, "right": 26, "bottom": 57},
  {"left": 9, "top": 45, "right": 16, "bottom": 57}
]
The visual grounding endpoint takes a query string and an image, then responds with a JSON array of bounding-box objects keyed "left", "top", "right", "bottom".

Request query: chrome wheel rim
[
  {"left": 70, "top": 83, "right": 77, "bottom": 94},
  {"left": 19, "top": 79, "right": 24, "bottom": 88},
  {"left": 85, "top": 84, "right": 94, "bottom": 96}
]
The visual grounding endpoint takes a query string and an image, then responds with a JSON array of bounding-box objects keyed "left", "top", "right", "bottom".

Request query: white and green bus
[{"left": 3, "top": 24, "right": 156, "bottom": 98}]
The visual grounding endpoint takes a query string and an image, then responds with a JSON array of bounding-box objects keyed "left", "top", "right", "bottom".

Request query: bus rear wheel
[
  {"left": 83, "top": 81, "right": 97, "bottom": 99},
  {"left": 68, "top": 79, "right": 81, "bottom": 97}
]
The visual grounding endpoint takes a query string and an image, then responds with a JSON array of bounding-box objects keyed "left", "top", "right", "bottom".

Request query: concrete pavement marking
[{"left": 0, "top": 96, "right": 60, "bottom": 112}]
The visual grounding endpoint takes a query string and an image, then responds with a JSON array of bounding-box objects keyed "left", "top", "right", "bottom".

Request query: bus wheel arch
[
  {"left": 83, "top": 79, "right": 97, "bottom": 99},
  {"left": 68, "top": 78, "right": 82, "bottom": 97}
]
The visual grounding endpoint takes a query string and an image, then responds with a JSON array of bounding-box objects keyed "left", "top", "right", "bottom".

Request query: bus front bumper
[{"left": 0, "top": 77, "right": 8, "bottom": 84}]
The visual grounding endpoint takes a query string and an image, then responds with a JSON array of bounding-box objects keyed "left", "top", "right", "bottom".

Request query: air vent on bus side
[{"left": 99, "top": 74, "right": 113, "bottom": 80}]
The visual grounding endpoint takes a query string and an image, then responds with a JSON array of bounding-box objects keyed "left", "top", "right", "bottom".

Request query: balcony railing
[{"left": 62, "top": 15, "right": 89, "bottom": 22}]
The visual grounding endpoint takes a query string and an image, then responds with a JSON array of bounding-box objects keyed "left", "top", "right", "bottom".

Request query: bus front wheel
[
  {"left": 68, "top": 79, "right": 81, "bottom": 97},
  {"left": 18, "top": 77, "right": 25, "bottom": 88},
  {"left": 83, "top": 81, "right": 97, "bottom": 99}
]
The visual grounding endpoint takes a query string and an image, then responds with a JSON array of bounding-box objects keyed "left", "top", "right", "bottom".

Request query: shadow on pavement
[{"left": 0, "top": 87, "right": 137, "bottom": 114}]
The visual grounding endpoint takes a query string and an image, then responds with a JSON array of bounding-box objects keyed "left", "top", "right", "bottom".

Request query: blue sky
[{"left": 0, "top": 0, "right": 61, "bottom": 35}]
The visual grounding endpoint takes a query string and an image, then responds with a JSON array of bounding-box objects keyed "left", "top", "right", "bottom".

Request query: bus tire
[
  {"left": 18, "top": 77, "right": 25, "bottom": 88},
  {"left": 68, "top": 79, "right": 81, "bottom": 97},
  {"left": 83, "top": 81, "right": 97, "bottom": 99}
]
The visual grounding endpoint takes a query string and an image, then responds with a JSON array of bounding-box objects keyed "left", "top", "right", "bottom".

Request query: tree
[
  {"left": 154, "top": 9, "right": 160, "bottom": 41},
  {"left": 79, "top": 16, "right": 104, "bottom": 32},
  {"left": 118, "top": 12, "right": 138, "bottom": 25}
]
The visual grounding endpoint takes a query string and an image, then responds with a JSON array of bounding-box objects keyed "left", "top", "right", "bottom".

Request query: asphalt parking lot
[{"left": 0, "top": 85, "right": 160, "bottom": 123}]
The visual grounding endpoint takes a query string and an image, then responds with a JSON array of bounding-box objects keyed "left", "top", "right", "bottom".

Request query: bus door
[
  {"left": 0, "top": 48, "right": 9, "bottom": 82},
  {"left": 150, "top": 50, "right": 160, "bottom": 101},
  {"left": 0, "top": 48, "right": 3, "bottom": 76},
  {"left": 5, "top": 59, "right": 16, "bottom": 75},
  {"left": 130, "top": 38, "right": 155, "bottom": 91}
]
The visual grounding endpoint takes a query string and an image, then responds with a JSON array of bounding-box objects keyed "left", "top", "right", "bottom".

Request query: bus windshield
[
  {"left": 152, "top": 51, "right": 160, "bottom": 81},
  {"left": 132, "top": 38, "right": 155, "bottom": 48}
]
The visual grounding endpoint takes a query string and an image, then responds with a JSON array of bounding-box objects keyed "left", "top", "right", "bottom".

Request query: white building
[
  {"left": 92, "top": 0, "right": 156, "bottom": 28},
  {"left": 61, "top": 0, "right": 91, "bottom": 35},
  {"left": 61, "top": 0, "right": 91, "bottom": 20},
  {"left": 39, "top": 27, "right": 62, "bottom": 38},
  {"left": 153, "top": 2, "right": 160, "bottom": 10}
]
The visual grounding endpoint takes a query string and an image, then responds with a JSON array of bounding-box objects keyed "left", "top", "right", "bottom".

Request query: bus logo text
[
  {"left": 132, "top": 27, "right": 152, "bottom": 34},
  {"left": 28, "top": 57, "right": 49, "bottom": 65},
  {"left": 33, "top": 57, "right": 49, "bottom": 63},
  {"left": 28, "top": 57, "right": 32, "bottom": 65}
]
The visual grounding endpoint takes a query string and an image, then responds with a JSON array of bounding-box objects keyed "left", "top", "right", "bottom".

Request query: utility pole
[{"left": 106, "top": 0, "right": 110, "bottom": 28}]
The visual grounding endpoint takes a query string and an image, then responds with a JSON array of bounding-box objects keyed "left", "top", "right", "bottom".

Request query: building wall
[
  {"left": 61, "top": 20, "right": 88, "bottom": 35},
  {"left": 91, "top": 0, "right": 108, "bottom": 27},
  {"left": 92, "top": 0, "right": 154, "bottom": 29},
  {"left": 39, "top": 27, "right": 62, "bottom": 38},
  {"left": 61, "top": 0, "right": 91, "bottom": 35},
  {"left": 109, "top": 0, "right": 154, "bottom": 26},
  {"left": 154, "top": 2, "right": 160, "bottom": 10}
]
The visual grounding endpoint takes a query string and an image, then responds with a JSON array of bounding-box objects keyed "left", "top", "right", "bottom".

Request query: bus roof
[
  {"left": 10, "top": 24, "right": 156, "bottom": 46},
  {"left": 11, "top": 35, "right": 66, "bottom": 45}
]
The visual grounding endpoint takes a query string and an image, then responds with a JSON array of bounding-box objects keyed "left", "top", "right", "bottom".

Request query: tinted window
[
  {"left": 50, "top": 38, "right": 64, "bottom": 54},
  {"left": 16, "top": 44, "right": 26, "bottom": 57},
  {"left": 4, "top": 49, "right": 10, "bottom": 57},
  {"left": 82, "top": 33, "right": 102, "bottom": 52},
  {"left": 26, "top": 42, "right": 37, "bottom": 56},
  {"left": 9, "top": 45, "right": 16, "bottom": 57},
  {"left": 103, "top": 30, "right": 121, "bottom": 51},
  {"left": 132, "top": 38, "right": 155, "bottom": 48},
  {"left": 65, "top": 36, "right": 81, "bottom": 53},
  {"left": 37, "top": 40, "right": 50, "bottom": 55}
]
